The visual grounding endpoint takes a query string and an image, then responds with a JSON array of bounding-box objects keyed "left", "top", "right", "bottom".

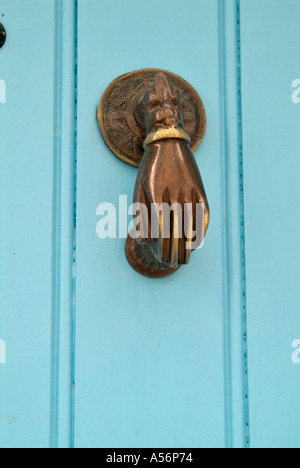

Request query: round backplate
[{"left": 97, "top": 68, "right": 207, "bottom": 167}]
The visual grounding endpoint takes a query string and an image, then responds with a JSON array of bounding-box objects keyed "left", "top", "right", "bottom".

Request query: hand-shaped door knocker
[{"left": 98, "top": 69, "right": 209, "bottom": 278}]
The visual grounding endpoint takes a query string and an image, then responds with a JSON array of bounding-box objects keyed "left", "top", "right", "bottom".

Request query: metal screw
[{"left": 0, "top": 22, "right": 6, "bottom": 49}]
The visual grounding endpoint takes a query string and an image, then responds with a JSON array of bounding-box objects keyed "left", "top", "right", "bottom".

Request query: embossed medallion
[{"left": 97, "top": 68, "right": 207, "bottom": 167}]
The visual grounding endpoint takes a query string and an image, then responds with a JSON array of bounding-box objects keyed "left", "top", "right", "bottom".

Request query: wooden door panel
[
  {"left": 74, "top": 0, "right": 246, "bottom": 448},
  {"left": 0, "top": 0, "right": 75, "bottom": 448},
  {"left": 240, "top": 0, "right": 300, "bottom": 448}
]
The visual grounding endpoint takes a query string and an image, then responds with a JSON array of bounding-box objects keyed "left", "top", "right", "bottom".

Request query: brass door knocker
[{"left": 98, "top": 69, "right": 209, "bottom": 278}]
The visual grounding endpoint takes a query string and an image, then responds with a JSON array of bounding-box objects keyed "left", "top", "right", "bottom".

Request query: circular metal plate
[{"left": 97, "top": 68, "right": 207, "bottom": 167}]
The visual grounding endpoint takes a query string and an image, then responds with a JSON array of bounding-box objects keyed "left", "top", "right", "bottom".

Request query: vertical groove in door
[
  {"left": 50, "top": 0, "right": 77, "bottom": 448},
  {"left": 236, "top": 0, "right": 250, "bottom": 448},
  {"left": 218, "top": 0, "right": 250, "bottom": 448},
  {"left": 50, "top": 0, "right": 63, "bottom": 449},
  {"left": 70, "top": 0, "right": 78, "bottom": 449},
  {"left": 218, "top": 0, "right": 233, "bottom": 449}
]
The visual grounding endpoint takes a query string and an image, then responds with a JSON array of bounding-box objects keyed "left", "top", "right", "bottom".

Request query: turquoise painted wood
[
  {"left": 0, "top": 0, "right": 57, "bottom": 448},
  {"left": 240, "top": 0, "right": 300, "bottom": 449},
  {"left": 0, "top": 0, "right": 299, "bottom": 449},
  {"left": 0, "top": 0, "right": 76, "bottom": 448}
]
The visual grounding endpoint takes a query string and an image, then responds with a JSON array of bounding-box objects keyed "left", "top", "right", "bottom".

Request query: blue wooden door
[{"left": 0, "top": 0, "right": 299, "bottom": 449}]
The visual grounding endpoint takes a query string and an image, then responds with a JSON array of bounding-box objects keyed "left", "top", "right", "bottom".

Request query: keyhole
[{"left": 0, "top": 23, "right": 6, "bottom": 49}]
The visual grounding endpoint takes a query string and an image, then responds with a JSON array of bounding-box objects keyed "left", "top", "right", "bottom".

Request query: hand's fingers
[
  {"left": 137, "top": 182, "right": 152, "bottom": 241},
  {"left": 136, "top": 184, "right": 208, "bottom": 267}
]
